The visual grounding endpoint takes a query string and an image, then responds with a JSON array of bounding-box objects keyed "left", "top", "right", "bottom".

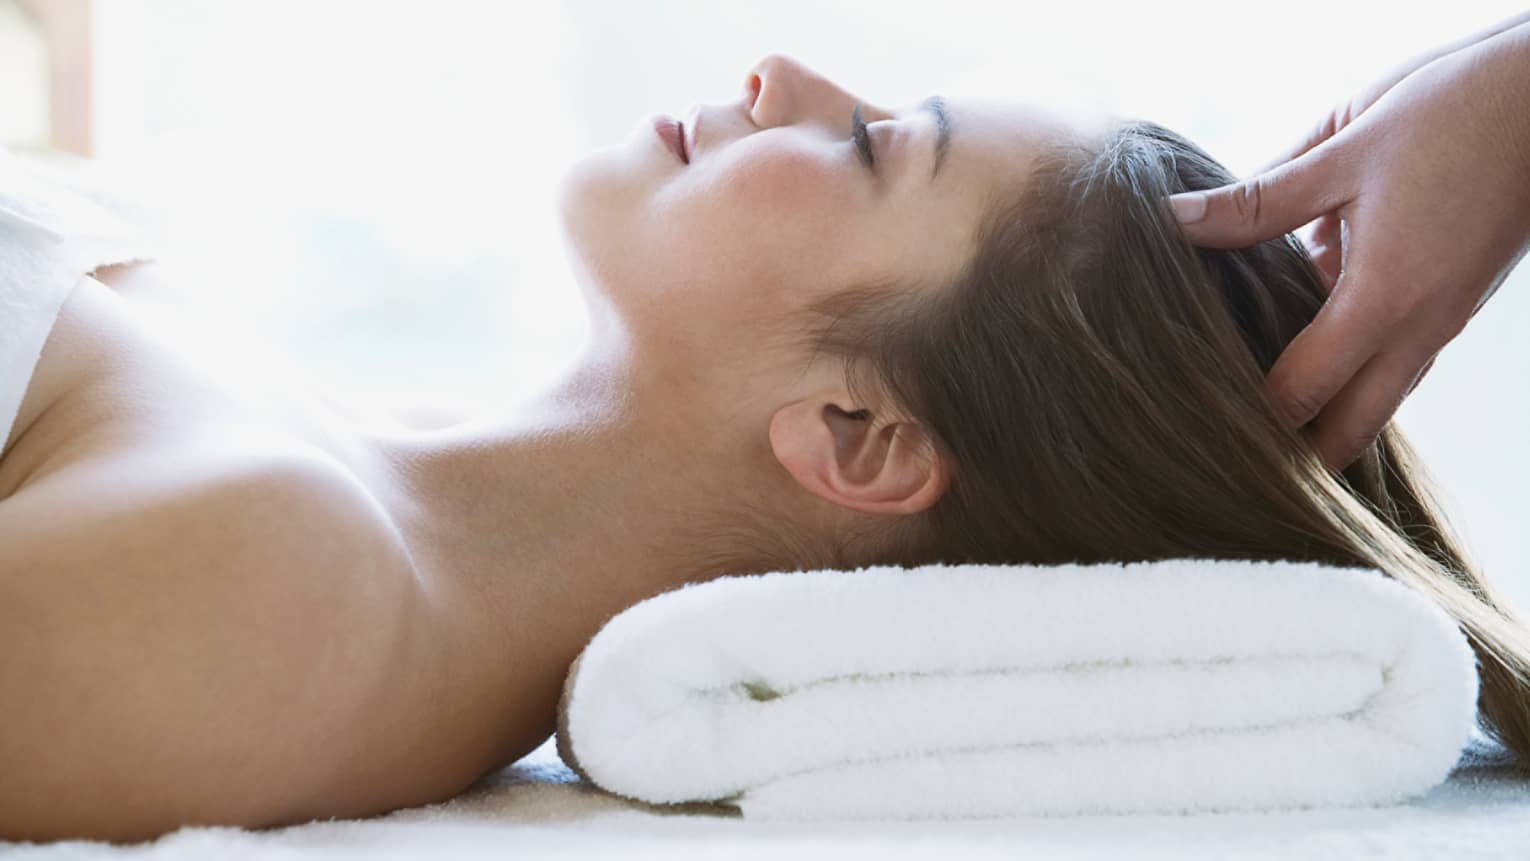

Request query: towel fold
[{"left": 555, "top": 558, "right": 1480, "bottom": 820}]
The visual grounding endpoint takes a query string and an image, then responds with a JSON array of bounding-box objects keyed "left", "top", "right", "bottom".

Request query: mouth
[{"left": 651, "top": 114, "right": 688, "bottom": 164}]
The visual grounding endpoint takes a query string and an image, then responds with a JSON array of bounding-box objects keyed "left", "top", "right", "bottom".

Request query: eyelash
[{"left": 851, "top": 102, "right": 875, "bottom": 169}]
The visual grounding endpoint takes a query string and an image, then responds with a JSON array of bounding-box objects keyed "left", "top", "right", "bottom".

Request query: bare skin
[
  {"left": 0, "top": 55, "right": 1095, "bottom": 841},
  {"left": 0, "top": 266, "right": 526, "bottom": 841}
]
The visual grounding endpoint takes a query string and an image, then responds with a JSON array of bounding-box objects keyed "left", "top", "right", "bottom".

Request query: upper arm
[{"left": 0, "top": 449, "right": 412, "bottom": 841}]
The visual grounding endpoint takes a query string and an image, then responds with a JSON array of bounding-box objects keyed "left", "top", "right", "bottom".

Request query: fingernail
[{"left": 1170, "top": 193, "right": 1206, "bottom": 224}]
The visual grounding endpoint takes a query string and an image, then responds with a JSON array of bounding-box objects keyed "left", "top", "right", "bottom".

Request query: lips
[{"left": 652, "top": 114, "right": 688, "bottom": 164}]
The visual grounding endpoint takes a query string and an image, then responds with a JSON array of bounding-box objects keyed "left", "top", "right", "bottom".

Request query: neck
[{"left": 349, "top": 332, "right": 819, "bottom": 717}]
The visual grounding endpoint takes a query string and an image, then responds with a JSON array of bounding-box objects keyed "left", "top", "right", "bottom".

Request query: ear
[{"left": 768, "top": 396, "right": 950, "bottom": 516}]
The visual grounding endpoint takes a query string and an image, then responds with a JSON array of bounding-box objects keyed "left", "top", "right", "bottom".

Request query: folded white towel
[{"left": 555, "top": 558, "right": 1479, "bottom": 820}]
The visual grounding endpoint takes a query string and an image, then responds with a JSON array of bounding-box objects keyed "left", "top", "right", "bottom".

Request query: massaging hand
[{"left": 1169, "top": 13, "right": 1530, "bottom": 471}]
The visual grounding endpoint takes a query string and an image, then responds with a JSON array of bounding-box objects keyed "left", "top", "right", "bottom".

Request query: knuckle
[
  {"left": 1279, "top": 389, "right": 1324, "bottom": 427},
  {"left": 1434, "top": 306, "right": 1472, "bottom": 343},
  {"left": 1232, "top": 178, "right": 1265, "bottom": 226},
  {"left": 752, "top": 53, "right": 797, "bottom": 76}
]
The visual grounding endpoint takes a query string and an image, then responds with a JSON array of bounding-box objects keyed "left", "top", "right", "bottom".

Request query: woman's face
[{"left": 556, "top": 53, "right": 1102, "bottom": 387}]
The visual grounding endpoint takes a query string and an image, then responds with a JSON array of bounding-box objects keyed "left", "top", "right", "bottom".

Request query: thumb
[{"left": 1168, "top": 142, "right": 1344, "bottom": 249}]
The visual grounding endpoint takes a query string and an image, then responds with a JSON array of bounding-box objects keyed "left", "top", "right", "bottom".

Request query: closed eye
[{"left": 851, "top": 102, "right": 875, "bottom": 170}]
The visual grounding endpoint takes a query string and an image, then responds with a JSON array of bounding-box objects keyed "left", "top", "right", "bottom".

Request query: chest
[{"left": 0, "top": 271, "right": 373, "bottom": 503}]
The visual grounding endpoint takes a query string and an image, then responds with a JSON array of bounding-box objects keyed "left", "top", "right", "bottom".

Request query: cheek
[
  {"left": 658, "top": 146, "right": 859, "bottom": 302},
  {"left": 717, "top": 147, "right": 847, "bottom": 217}
]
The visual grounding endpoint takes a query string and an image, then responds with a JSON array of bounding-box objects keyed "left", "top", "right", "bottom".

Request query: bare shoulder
[
  {"left": 0, "top": 433, "right": 417, "bottom": 590},
  {"left": 0, "top": 437, "right": 446, "bottom": 842}
]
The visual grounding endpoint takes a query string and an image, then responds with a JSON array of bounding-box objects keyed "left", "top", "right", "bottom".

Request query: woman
[{"left": 2, "top": 53, "right": 1527, "bottom": 843}]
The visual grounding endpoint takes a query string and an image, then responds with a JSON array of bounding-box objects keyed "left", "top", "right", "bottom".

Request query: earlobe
[{"left": 769, "top": 398, "right": 949, "bottom": 517}]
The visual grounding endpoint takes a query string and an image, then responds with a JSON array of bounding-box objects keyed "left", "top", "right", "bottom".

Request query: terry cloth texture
[{"left": 556, "top": 558, "right": 1480, "bottom": 821}]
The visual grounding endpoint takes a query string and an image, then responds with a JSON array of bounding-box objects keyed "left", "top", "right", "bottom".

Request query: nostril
[{"left": 746, "top": 73, "right": 761, "bottom": 108}]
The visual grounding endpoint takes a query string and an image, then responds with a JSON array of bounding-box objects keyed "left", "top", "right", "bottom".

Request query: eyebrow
[{"left": 921, "top": 94, "right": 952, "bottom": 184}]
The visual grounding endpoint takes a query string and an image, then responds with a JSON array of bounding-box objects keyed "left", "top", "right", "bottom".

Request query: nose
[{"left": 745, "top": 53, "right": 863, "bottom": 132}]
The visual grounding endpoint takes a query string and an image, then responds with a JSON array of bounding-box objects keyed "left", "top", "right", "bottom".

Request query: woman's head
[
  {"left": 556, "top": 53, "right": 1110, "bottom": 521},
  {"left": 560, "top": 54, "right": 1530, "bottom": 761}
]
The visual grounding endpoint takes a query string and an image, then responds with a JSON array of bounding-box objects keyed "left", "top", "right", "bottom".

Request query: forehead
[
  {"left": 848, "top": 97, "right": 1108, "bottom": 293},
  {"left": 930, "top": 97, "right": 1108, "bottom": 186}
]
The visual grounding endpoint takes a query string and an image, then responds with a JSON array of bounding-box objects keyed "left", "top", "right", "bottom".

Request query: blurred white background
[{"left": 3, "top": 0, "right": 1527, "bottom": 604}]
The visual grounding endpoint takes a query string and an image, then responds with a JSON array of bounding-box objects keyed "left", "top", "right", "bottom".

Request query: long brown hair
[{"left": 787, "top": 117, "right": 1530, "bottom": 762}]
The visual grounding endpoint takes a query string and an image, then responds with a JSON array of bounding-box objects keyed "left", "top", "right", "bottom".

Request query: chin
[
  {"left": 553, "top": 158, "right": 638, "bottom": 309},
  {"left": 554, "top": 121, "right": 691, "bottom": 330},
  {"left": 555, "top": 154, "right": 609, "bottom": 244},
  {"left": 558, "top": 116, "right": 675, "bottom": 228}
]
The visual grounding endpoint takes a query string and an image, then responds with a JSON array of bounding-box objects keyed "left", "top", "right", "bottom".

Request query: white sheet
[{"left": 4, "top": 732, "right": 1527, "bottom": 859}]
